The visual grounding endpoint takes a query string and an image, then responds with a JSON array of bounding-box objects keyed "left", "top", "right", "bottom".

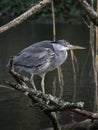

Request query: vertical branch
[
  {"left": 51, "top": 0, "right": 64, "bottom": 97},
  {"left": 95, "top": 0, "right": 98, "bottom": 111},
  {"left": 52, "top": 77, "right": 56, "bottom": 96},
  {"left": 90, "top": 0, "right": 97, "bottom": 111},
  {"left": 57, "top": 67, "right": 64, "bottom": 98},
  {"left": 45, "top": 111, "right": 61, "bottom": 130},
  {"left": 51, "top": 0, "right": 57, "bottom": 96},
  {"left": 71, "top": 50, "right": 77, "bottom": 102},
  {"left": 51, "top": 0, "right": 56, "bottom": 42},
  {"left": 51, "top": 1, "right": 61, "bottom": 129}
]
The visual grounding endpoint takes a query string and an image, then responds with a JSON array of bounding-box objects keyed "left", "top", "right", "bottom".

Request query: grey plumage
[
  {"left": 14, "top": 40, "right": 67, "bottom": 73},
  {"left": 7, "top": 40, "right": 84, "bottom": 93}
]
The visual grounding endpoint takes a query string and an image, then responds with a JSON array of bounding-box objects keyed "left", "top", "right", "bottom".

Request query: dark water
[{"left": 0, "top": 21, "right": 95, "bottom": 130}]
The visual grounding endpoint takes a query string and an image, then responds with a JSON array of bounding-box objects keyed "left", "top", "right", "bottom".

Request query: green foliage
[
  {"left": 54, "top": 0, "right": 83, "bottom": 18},
  {"left": 0, "top": 0, "right": 84, "bottom": 21},
  {"left": 0, "top": 0, "right": 40, "bottom": 17},
  {"left": 33, "top": 0, "right": 84, "bottom": 21}
]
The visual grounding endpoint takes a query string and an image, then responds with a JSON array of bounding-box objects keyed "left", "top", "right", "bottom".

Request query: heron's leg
[
  {"left": 30, "top": 75, "right": 37, "bottom": 91},
  {"left": 18, "top": 69, "right": 22, "bottom": 73},
  {"left": 41, "top": 73, "right": 46, "bottom": 94}
]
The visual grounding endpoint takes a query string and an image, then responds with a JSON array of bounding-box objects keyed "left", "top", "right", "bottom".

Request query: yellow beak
[{"left": 67, "top": 45, "right": 85, "bottom": 50}]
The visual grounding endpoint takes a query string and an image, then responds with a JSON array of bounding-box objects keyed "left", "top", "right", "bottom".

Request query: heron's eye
[{"left": 64, "top": 45, "right": 68, "bottom": 47}]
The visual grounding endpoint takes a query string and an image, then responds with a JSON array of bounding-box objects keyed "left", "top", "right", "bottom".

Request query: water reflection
[{"left": 0, "top": 21, "right": 95, "bottom": 130}]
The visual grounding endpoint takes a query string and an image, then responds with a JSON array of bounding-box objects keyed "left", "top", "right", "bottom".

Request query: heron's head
[{"left": 57, "top": 40, "right": 85, "bottom": 51}]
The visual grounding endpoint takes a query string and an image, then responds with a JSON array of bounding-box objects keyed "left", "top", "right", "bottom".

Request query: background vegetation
[{"left": 0, "top": 0, "right": 85, "bottom": 23}]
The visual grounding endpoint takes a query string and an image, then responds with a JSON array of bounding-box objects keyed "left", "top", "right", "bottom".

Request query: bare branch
[
  {"left": 78, "top": 0, "right": 98, "bottom": 26},
  {"left": 72, "top": 109, "right": 98, "bottom": 120},
  {"left": 0, "top": 0, "right": 51, "bottom": 33},
  {"left": 5, "top": 79, "right": 84, "bottom": 111},
  {"left": 3, "top": 58, "right": 98, "bottom": 130},
  {"left": 5, "top": 58, "right": 98, "bottom": 120},
  {"left": 0, "top": 85, "right": 14, "bottom": 90},
  {"left": 6, "top": 58, "right": 84, "bottom": 109},
  {"left": 45, "top": 112, "right": 61, "bottom": 130}
]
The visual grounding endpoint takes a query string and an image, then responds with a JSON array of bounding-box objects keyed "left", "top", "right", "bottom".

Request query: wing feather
[{"left": 14, "top": 47, "right": 55, "bottom": 68}]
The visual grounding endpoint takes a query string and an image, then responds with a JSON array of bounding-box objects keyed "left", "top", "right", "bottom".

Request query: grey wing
[{"left": 13, "top": 47, "right": 55, "bottom": 69}]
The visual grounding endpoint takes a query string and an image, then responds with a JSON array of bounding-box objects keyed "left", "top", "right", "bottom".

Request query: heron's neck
[
  {"left": 52, "top": 43, "right": 68, "bottom": 65},
  {"left": 56, "top": 50, "right": 68, "bottom": 67}
]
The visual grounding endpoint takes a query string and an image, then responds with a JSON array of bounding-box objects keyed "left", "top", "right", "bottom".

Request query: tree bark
[
  {"left": 45, "top": 112, "right": 61, "bottom": 130},
  {"left": 95, "top": 0, "right": 98, "bottom": 111},
  {"left": 44, "top": 119, "right": 98, "bottom": 130},
  {"left": 77, "top": 0, "right": 98, "bottom": 26}
]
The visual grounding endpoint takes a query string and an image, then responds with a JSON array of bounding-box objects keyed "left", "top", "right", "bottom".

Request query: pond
[{"left": 0, "top": 21, "right": 95, "bottom": 130}]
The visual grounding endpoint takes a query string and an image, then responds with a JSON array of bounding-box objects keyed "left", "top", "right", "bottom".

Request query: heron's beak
[{"left": 67, "top": 45, "right": 85, "bottom": 50}]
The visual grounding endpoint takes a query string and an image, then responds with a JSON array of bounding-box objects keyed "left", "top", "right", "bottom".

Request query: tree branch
[
  {"left": 0, "top": 0, "right": 51, "bottom": 33},
  {"left": 0, "top": 0, "right": 98, "bottom": 34},
  {"left": 77, "top": 0, "right": 98, "bottom": 26},
  {"left": 4, "top": 58, "right": 98, "bottom": 130},
  {"left": 5, "top": 79, "right": 84, "bottom": 112},
  {"left": 6, "top": 58, "right": 98, "bottom": 118},
  {"left": 45, "top": 112, "right": 61, "bottom": 130}
]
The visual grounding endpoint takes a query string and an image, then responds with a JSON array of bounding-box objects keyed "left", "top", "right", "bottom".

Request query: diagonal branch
[
  {"left": 4, "top": 57, "right": 98, "bottom": 130},
  {"left": 5, "top": 58, "right": 98, "bottom": 120},
  {"left": 44, "top": 112, "right": 61, "bottom": 130},
  {"left": 77, "top": 0, "right": 98, "bottom": 26},
  {"left": 0, "top": 0, "right": 51, "bottom": 33},
  {"left": 6, "top": 58, "right": 84, "bottom": 110},
  {"left": 5, "top": 79, "right": 84, "bottom": 112}
]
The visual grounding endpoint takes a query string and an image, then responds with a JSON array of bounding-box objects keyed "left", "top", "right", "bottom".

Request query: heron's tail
[
  {"left": 6, "top": 61, "right": 10, "bottom": 67},
  {"left": 6, "top": 56, "right": 15, "bottom": 68}
]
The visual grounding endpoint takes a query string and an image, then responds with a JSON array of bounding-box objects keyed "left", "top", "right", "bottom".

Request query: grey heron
[{"left": 7, "top": 40, "right": 85, "bottom": 93}]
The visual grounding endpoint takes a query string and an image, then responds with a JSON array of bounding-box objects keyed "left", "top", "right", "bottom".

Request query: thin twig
[
  {"left": 70, "top": 50, "right": 77, "bottom": 102},
  {"left": 44, "top": 111, "right": 61, "bottom": 130},
  {"left": 0, "top": 84, "right": 14, "bottom": 90},
  {"left": 51, "top": 0, "right": 56, "bottom": 42}
]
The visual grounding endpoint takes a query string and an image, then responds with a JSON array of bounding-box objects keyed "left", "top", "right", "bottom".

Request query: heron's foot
[
  {"left": 32, "top": 87, "right": 37, "bottom": 91},
  {"left": 41, "top": 86, "right": 45, "bottom": 94},
  {"left": 30, "top": 81, "right": 37, "bottom": 91}
]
